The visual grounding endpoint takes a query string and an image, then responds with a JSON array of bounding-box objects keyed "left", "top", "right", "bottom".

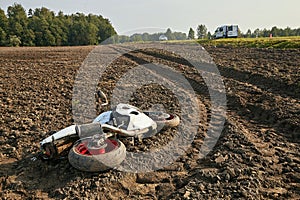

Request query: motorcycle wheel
[
  {"left": 162, "top": 114, "right": 180, "bottom": 127},
  {"left": 68, "top": 138, "right": 126, "bottom": 172},
  {"left": 146, "top": 112, "right": 180, "bottom": 127}
]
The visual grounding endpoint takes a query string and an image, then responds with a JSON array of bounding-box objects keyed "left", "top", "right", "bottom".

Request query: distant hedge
[{"left": 198, "top": 37, "right": 300, "bottom": 49}]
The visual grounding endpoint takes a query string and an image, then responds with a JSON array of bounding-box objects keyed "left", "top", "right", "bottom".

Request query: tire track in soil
[
  {"left": 106, "top": 44, "right": 300, "bottom": 198},
  {"left": 206, "top": 46, "right": 300, "bottom": 198},
  {"left": 94, "top": 44, "right": 212, "bottom": 197},
  {"left": 102, "top": 45, "right": 210, "bottom": 169}
]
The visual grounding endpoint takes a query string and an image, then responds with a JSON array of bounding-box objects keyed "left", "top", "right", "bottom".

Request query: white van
[
  {"left": 214, "top": 25, "right": 238, "bottom": 39},
  {"left": 159, "top": 35, "right": 168, "bottom": 41}
]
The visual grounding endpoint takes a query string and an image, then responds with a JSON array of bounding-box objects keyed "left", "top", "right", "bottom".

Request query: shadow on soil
[{"left": 0, "top": 154, "right": 96, "bottom": 198}]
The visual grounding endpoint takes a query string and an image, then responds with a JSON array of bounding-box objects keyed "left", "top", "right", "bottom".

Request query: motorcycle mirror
[{"left": 95, "top": 90, "right": 108, "bottom": 106}]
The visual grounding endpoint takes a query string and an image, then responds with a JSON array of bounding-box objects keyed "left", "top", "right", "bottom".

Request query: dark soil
[{"left": 0, "top": 45, "right": 299, "bottom": 199}]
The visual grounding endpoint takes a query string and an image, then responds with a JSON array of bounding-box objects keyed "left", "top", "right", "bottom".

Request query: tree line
[
  {"left": 188, "top": 24, "right": 300, "bottom": 39},
  {"left": 243, "top": 26, "right": 300, "bottom": 38},
  {"left": 0, "top": 4, "right": 116, "bottom": 46},
  {"left": 0, "top": 4, "right": 187, "bottom": 46},
  {"left": 106, "top": 28, "right": 187, "bottom": 44}
]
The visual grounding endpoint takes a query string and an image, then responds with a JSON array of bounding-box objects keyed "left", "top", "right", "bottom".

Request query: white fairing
[
  {"left": 40, "top": 103, "right": 157, "bottom": 146},
  {"left": 40, "top": 125, "right": 77, "bottom": 146},
  {"left": 114, "top": 104, "right": 156, "bottom": 131},
  {"left": 93, "top": 111, "right": 112, "bottom": 124}
]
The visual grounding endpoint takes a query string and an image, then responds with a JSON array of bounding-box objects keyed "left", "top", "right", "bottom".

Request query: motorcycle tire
[
  {"left": 68, "top": 138, "right": 126, "bottom": 172},
  {"left": 145, "top": 112, "right": 180, "bottom": 127},
  {"left": 162, "top": 114, "right": 180, "bottom": 127}
]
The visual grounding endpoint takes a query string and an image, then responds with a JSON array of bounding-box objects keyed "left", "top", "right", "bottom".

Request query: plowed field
[{"left": 0, "top": 45, "right": 299, "bottom": 199}]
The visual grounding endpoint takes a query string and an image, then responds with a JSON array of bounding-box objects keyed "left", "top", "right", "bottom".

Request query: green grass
[{"left": 197, "top": 36, "right": 300, "bottom": 49}]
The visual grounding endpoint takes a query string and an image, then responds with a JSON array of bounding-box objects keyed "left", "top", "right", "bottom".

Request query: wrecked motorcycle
[{"left": 39, "top": 92, "right": 180, "bottom": 172}]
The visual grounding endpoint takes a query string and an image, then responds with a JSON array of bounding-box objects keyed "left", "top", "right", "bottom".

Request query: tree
[
  {"left": 29, "top": 16, "right": 50, "bottom": 46},
  {"left": 7, "top": 4, "right": 28, "bottom": 45},
  {"left": 22, "top": 29, "right": 35, "bottom": 46},
  {"left": 173, "top": 32, "right": 187, "bottom": 40},
  {"left": 130, "top": 34, "right": 143, "bottom": 42},
  {"left": 87, "top": 23, "right": 99, "bottom": 45},
  {"left": 44, "top": 29, "right": 55, "bottom": 46},
  {"left": 188, "top": 28, "right": 195, "bottom": 39},
  {"left": 238, "top": 28, "right": 243, "bottom": 38},
  {"left": 49, "top": 21, "right": 63, "bottom": 46},
  {"left": 271, "top": 26, "right": 279, "bottom": 37},
  {"left": 207, "top": 31, "right": 212, "bottom": 39},
  {"left": 142, "top": 33, "right": 149, "bottom": 41},
  {"left": 69, "top": 19, "right": 88, "bottom": 45},
  {"left": 0, "top": 8, "right": 8, "bottom": 45},
  {"left": 55, "top": 11, "right": 70, "bottom": 45},
  {"left": 97, "top": 17, "right": 117, "bottom": 43},
  {"left": 245, "top": 29, "right": 252, "bottom": 38},
  {"left": 297, "top": 28, "right": 300, "bottom": 36},
  {"left": 9, "top": 35, "right": 21, "bottom": 46},
  {"left": 0, "top": 8, "right": 8, "bottom": 30},
  {"left": 283, "top": 27, "right": 292, "bottom": 36},
  {"left": 197, "top": 24, "right": 207, "bottom": 39},
  {"left": 165, "top": 28, "right": 175, "bottom": 40},
  {"left": 253, "top": 28, "right": 260, "bottom": 38},
  {"left": 262, "top": 28, "right": 270, "bottom": 37},
  {"left": 119, "top": 35, "right": 130, "bottom": 43},
  {"left": 0, "top": 27, "right": 7, "bottom": 46}
]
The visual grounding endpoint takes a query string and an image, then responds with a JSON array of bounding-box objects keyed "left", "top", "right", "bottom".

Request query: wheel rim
[
  {"left": 165, "top": 114, "right": 175, "bottom": 120},
  {"left": 75, "top": 139, "right": 119, "bottom": 155}
]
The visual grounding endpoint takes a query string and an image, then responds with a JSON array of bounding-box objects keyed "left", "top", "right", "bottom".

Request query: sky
[{"left": 0, "top": 0, "right": 299, "bottom": 35}]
